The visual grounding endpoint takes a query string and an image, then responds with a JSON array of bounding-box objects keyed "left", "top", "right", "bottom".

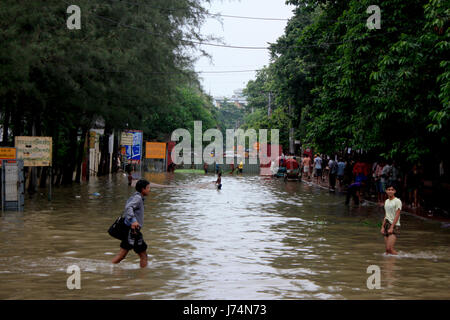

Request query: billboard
[
  {"left": 121, "top": 132, "right": 133, "bottom": 146},
  {"left": 0, "top": 147, "right": 16, "bottom": 160},
  {"left": 145, "top": 142, "right": 166, "bottom": 159},
  {"left": 122, "top": 130, "right": 143, "bottom": 163},
  {"left": 15, "top": 136, "right": 52, "bottom": 167}
]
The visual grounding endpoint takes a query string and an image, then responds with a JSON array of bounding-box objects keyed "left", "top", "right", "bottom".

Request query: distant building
[{"left": 214, "top": 89, "right": 248, "bottom": 109}]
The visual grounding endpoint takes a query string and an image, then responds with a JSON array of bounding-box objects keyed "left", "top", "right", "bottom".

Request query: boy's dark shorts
[
  {"left": 120, "top": 228, "right": 148, "bottom": 253},
  {"left": 383, "top": 221, "right": 400, "bottom": 237},
  {"left": 316, "top": 169, "right": 322, "bottom": 176}
]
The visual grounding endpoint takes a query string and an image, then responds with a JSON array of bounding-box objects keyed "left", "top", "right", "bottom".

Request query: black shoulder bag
[{"left": 108, "top": 215, "right": 128, "bottom": 240}]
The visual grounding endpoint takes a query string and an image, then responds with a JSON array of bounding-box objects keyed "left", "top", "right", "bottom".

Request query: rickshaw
[
  {"left": 284, "top": 158, "right": 300, "bottom": 181},
  {"left": 272, "top": 156, "right": 288, "bottom": 178}
]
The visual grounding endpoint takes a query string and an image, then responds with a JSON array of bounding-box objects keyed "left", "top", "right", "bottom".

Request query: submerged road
[{"left": 0, "top": 172, "right": 449, "bottom": 299}]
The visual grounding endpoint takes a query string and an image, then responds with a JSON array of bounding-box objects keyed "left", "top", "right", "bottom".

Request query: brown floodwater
[{"left": 0, "top": 172, "right": 449, "bottom": 299}]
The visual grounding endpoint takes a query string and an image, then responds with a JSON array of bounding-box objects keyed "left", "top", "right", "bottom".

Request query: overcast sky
[{"left": 193, "top": 0, "right": 295, "bottom": 98}]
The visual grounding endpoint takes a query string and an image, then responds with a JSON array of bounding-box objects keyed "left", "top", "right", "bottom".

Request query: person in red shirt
[{"left": 352, "top": 160, "right": 365, "bottom": 177}]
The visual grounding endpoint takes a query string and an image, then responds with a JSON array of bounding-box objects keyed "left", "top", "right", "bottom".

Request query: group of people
[
  {"left": 299, "top": 153, "right": 404, "bottom": 254},
  {"left": 301, "top": 154, "right": 346, "bottom": 192},
  {"left": 300, "top": 154, "right": 424, "bottom": 209}
]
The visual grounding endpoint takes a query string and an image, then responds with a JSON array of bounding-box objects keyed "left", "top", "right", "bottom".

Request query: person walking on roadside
[
  {"left": 302, "top": 154, "right": 312, "bottom": 180},
  {"left": 353, "top": 159, "right": 366, "bottom": 184},
  {"left": 344, "top": 160, "right": 354, "bottom": 187},
  {"left": 328, "top": 157, "right": 338, "bottom": 192},
  {"left": 238, "top": 160, "right": 244, "bottom": 174},
  {"left": 322, "top": 155, "right": 329, "bottom": 183},
  {"left": 345, "top": 180, "right": 363, "bottom": 205},
  {"left": 229, "top": 163, "right": 235, "bottom": 175},
  {"left": 381, "top": 161, "right": 392, "bottom": 203},
  {"left": 125, "top": 163, "right": 133, "bottom": 186},
  {"left": 112, "top": 179, "right": 150, "bottom": 268},
  {"left": 381, "top": 183, "right": 402, "bottom": 255},
  {"left": 406, "top": 164, "right": 422, "bottom": 209},
  {"left": 215, "top": 172, "right": 222, "bottom": 190},
  {"left": 375, "top": 161, "right": 386, "bottom": 205},
  {"left": 337, "top": 158, "right": 346, "bottom": 190},
  {"left": 370, "top": 160, "right": 379, "bottom": 195},
  {"left": 313, "top": 154, "right": 323, "bottom": 185},
  {"left": 389, "top": 161, "right": 401, "bottom": 191}
]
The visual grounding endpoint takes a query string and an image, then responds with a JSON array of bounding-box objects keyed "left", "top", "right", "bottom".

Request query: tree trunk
[
  {"left": 75, "top": 127, "right": 89, "bottom": 183},
  {"left": 111, "top": 131, "right": 119, "bottom": 173},
  {"left": 11, "top": 100, "right": 23, "bottom": 139},
  {"left": 56, "top": 167, "right": 63, "bottom": 186},
  {"left": 39, "top": 167, "right": 48, "bottom": 188},
  {"left": 98, "top": 125, "right": 112, "bottom": 176},
  {"left": 1, "top": 103, "right": 11, "bottom": 146},
  {"left": 61, "top": 127, "right": 79, "bottom": 185}
]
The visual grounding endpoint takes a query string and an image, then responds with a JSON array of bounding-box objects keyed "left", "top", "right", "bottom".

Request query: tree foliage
[
  {"left": 242, "top": 0, "right": 449, "bottom": 165},
  {"left": 0, "top": 0, "right": 218, "bottom": 184}
]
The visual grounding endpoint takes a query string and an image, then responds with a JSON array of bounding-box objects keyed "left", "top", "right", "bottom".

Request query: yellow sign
[
  {"left": 121, "top": 132, "right": 133, "bottom": 146},
  {"left": 15, "top": 136, "right": 52, "bottom": 167},
  {"left": 145, "top": 142, "right": 166, "bottom": 159},
  {"left": 0, "top": 147, "right": 16, "bottom": 160}
]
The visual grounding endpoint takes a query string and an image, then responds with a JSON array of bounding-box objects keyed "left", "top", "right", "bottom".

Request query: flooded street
[{"left": 1, "top": 172, "right": 449, "bottom": 299}]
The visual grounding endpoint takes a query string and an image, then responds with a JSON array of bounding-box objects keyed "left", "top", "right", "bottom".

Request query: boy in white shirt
[{"left": 380, "top": 183, "right": 402, "bottom": 255}]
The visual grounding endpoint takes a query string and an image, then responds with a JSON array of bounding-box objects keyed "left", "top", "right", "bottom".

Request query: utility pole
[{"left": 268, "top": 92, "right": 272, "bottom": 117}]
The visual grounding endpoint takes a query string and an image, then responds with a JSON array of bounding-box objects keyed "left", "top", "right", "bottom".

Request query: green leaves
[
  {"left": 241, "top": 0, "right": 449, "bottom": 163},
  {"left": 0, "top": 0, "right": 218, "bottom": 177}
]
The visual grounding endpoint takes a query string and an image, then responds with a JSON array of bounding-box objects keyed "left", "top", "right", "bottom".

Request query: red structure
[{"left": 166, "top": 141, "right": 176, "bottom": 171}]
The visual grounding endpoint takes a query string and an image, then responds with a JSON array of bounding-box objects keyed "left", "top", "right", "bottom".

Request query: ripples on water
[{"left": 0, "top": 172, "right": 449, "bottom": 299}]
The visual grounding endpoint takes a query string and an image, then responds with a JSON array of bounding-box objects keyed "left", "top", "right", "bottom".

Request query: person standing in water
[
  {"left": 112, "top": 179, "right": 150, "bottom": 268},
  {"left": 380, "top": 184, "right": 402, "bottom": 255},
  {"left": 302, "top": 154, "right": 311, "bottom": 180},
  {"left": 238, "top": 160, "right": 243, "bottom": 174},
  {"left": 313, "top": 154, "right": 323, "bottom": 184},
  {"left": 215, "top": 172, "right": 222, "bottom": 190},
  {"left": 125, "top": 163, "right": 133, "bottom": 186},
  {"left": 229, "top": 163, "right": 235, "bottom": 175}
]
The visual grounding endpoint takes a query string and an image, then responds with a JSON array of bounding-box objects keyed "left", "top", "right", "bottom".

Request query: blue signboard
[{"left": 124, "top": 130, "right": 142, "bottom": 163}]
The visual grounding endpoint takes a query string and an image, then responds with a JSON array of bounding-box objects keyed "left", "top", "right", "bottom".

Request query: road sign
[
  {"left": 0, "top": 147, "right": 16, "bottom": 160},
  {"left": 15, "top": 137, "right": 52, "bottom": 167},
  {"left": 122, "top": 130, "right": 143, "bottom": 163},
  {"left": 121, "top": 132, "right": 133, "bottom": 146},
  {"left": 145, "top": 142, "right": 166, "bottom": 159}
]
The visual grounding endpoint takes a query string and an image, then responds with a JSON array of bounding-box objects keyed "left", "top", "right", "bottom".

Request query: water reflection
[{"left": 0, "top": 172, "right": 449, "bottom": 299}]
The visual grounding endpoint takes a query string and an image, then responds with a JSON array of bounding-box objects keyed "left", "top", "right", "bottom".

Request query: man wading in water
[
  {"left": 112, "top": 179, "right": 150, "bottom": 268},
  {"left": 381, "top": 184, "right": 402, "bottom": 255}
]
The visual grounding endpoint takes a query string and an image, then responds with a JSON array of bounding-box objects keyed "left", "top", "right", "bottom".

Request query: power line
[
  {"left": 92, "top": 13, "right": 408, "bottom": 50},
  {"left": 85, "top": 66, "right": 260, "bottom": 75},
  {"left": 207, "top": 13, "right": 288, "bottom": 21},
  {"left": 94, "top": 14, "right": 268, "bottom": 49},
  {"left": 97, "top": 0, "right": 450, "bottom": 24},
  {"left": 104, "top": 0, "right": 290, "bottom": 21},
  {"left": 65, "top": 1, "right": 410, "bottom": 51}
]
